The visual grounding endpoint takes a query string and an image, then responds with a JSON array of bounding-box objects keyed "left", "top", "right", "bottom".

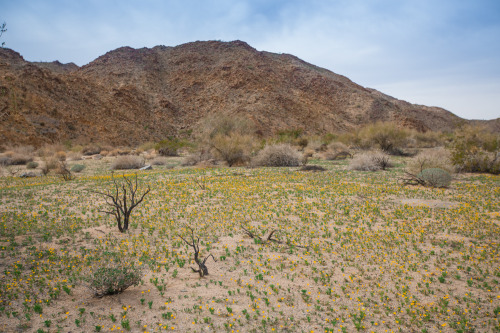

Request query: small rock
[{"left": 140, "top": 165, "right": 152, "bottom": 170}]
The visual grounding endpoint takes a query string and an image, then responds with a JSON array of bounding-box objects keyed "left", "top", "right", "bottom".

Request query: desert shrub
[
  {"left": 151, "top": 157, "right": 168, "bottom": 165},
  {"left": 252, "top": 144, "right": 301, "bottom": 167},
  {"left": 406, "top": 148, "right": 454, "bottom": 174},
  {"left": 55, "top": 151, "right": 66, "bottom": 161},
  {"left": 417, "top": 168, "right": 452, "bottom": 188},
  {"left": 450, "top": 125, "right": 500, "bottom": 174},
  {"left": 412, "top": 131, "right": 444, "bottom": 148},
  {"left": 155, "top": 138, "right": 189, "bottom": 156},
  {"left": 300, "top": 165, "right": 326, "bottom": 172},
  {"left": 0, "top": 155, "right": 10, "bottom": 166},
  {"left": 358, "top": 122, "right": 410, "bottom": 153},
  {"left": 211, "top": 133, "right": 256, "bottom": 167},
  {"left": 324, "top": 141, "right": 351, "bottom": 160},
  {"left": 200, "top": 114, "right": 256, "bottom": 140},
  {"left": 71, "top": 164, "right": 86, "bottom": 173},
  {"left": 111, "top": 155, "right": 145, "bottom": 170},
  {"left": 182, "top": 149, "right": 215, "bottom": 166},
  {"left": 67, "top": 151, "right": 83, "bottom": 161},
  {"left": 348, "top": 151, "right": 393, "bottom": 171},
  {"left": 40, "top": 156, "right": 58, "bottom": 175},
  {"left": 8, "top": 154, "right": 33, "bottom": 165},
  {"left": 83, "top": 253, "right": 145, "bottom": 297},
  {"left": 26, "top": 161, "right": 39, "bottom": 169},
  {"left": 82, "top": 145, "right": 101, "bottom": 156}
]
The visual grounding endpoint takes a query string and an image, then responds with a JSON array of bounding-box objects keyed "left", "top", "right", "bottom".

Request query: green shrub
[
  {"left": 26, "top": 161, "right": 39, "bottom": 169},
  {"left": 84, "top": 254, "right": 145, "bottom": 297},
  {"left": 358, "top": 122, "right": 410, "bottom": 153},
  {"left": 155, "top": 138, "right": 189, "bottom": 157},
  {"left": 252, "top": 144, "right": 301, "bottom": 167},
  {"left": 417, "top": 168, "right": 452, "bottom": 188},
  {"left": 71, "top": 164, "right": 86, "bottom": 173}
]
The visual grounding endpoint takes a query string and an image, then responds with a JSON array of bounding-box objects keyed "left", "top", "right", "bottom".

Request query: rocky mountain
[{"left": 0, "top": 40, "right": 492, "bottom": 147}]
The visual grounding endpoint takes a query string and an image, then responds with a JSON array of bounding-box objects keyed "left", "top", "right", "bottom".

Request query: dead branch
[
  {"left": 92, "top": 173, "right": 150, "bottom": 233},
  {"left": 398, "top": 171, "right": 426, "bottom": 187},
  {"left": 57, "top": 161, "right": 74, "bottom": 181},
  {"left": 241, "top": 226, "right": 308, "bottom": 249},
  {"left": 179, "top": 225, "right": 217, "bottom": 277}
]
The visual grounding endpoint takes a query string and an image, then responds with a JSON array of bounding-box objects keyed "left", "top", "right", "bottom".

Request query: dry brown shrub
[
  {"left": 55, "top": 151, "right": 66, "bottom": 161},
  {"left": 67, "top": 151, "right": 82, "bottom": 161},
  {"left": 211, "top": 133, "right": 256, "bottom": 167},
  {"left": 252, "top": 144, "right": 301, "bottom": 167},
  {"left": 348, "top": 151, "right": 393, "bottom": 171},
  {"left": 182, "top": 149, "right": 215, "bottom": 167},
  {"left": 406, "top": 148, "right": 454, "bottom": 174},
  {"left": 151, "top": 157, "right": 168, "bottom": 166},
  {"left": 111, "top": 155, "right": 145, "bottom": 170},
  {"left": 41, "top": 156, "right": 59, "bottom": 175}
]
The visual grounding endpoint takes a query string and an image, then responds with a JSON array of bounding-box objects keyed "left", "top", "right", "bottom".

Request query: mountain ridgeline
[{"left": 0, "top": 40, "right": 491, "bottom": 147}]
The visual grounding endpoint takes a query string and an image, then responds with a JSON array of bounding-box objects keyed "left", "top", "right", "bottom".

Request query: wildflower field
[{"left": 0, "top": 160, "right": 499, "bottom": 332}]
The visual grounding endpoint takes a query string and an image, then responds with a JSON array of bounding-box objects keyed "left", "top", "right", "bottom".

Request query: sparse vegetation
[
  {"left": 348, "top": 151, "right": 393, "bottom": 171},
  {"left": 111, "top": 155, "right": 144, "bottom": 170},
  {"left": 252, "top": 144, "right": 301, "bottom": 167}
]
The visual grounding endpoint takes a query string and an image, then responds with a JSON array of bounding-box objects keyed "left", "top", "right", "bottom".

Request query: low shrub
[
  {"left": 182, "top": 149, "right": 215, "bottom": 167},
  {"left": 406, "top": 148, "right": 454, "bottom": 174},
  {"left": 348, "top": 151, "right": 393, "bottom": 171},
  {"left": 300, "top": 165, "right": 326, "bottom": 172},
  {"left": 252, "top": 144, "right": 301, "bottom": 167},
  {"left": 26, "top": 161, "right": 39, "bottom": 169},
  {"left": 151, "top": 157, "right": 168, "bottom": 166},
  {"left": 55, "top": 151, "right": 66, "bottom": 161},
  {"left": 111, "top": 156, "right": 145, "bottom": 170},
  {"left": 71, "top": 164, "right": 86, "bottom": 173},
  {"left": 357, "top": 122, "right": 410, "bottom": 153},
  {"left": 155, "top": 138, "right": 189, "bottom": 157},
  {"left": 324, "top": 142, "right": 351, "bottom": 160},
  {"left": 83, "top": 254, "right": 145, "bottom": 298},
  {"left": 417, "top": 168, "right": 452, "bottom": 188},
  {"left": 82, "top": 145, "right": 101, "bottom": 156}
]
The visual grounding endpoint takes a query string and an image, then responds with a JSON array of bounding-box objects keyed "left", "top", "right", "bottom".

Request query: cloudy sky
[{"left": 2, "top": 0, "right": 499, "bottom": 120}]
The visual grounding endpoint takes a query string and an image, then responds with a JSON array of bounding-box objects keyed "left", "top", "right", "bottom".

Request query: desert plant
[
  {"left": 155, "top": 138, "right": 189, "bottom": 156},
  {"left": 82, "top": 145, "right": 101, "bottom": 156},
  {"left": 418, "top": 168, "right": 452, "bottom": 188},
  {"left": 252, "top": 144, "right": 301, "bottom": 167},
  {"left": 93, "top": 173, "right": 150, "bottom": 233},
  {"left": 400, "top": 168, "right": 452, "bottom": 188},
  {"left": 150, "top": 157, "right": 168, "bottom": 166},
  {"left": 40, "top": 156, "right": 58, "bottom": 175},
  {"left": 70, "top": 164, "right": 86, "bottom": 173},
  {"left": 26, "top": 161, "right": 39, "bottom": 169},
  {"left": 179, "top": 225, "right": 217, "bottom": 277},
  {"left": 182, "top": 149, "right": 215, "bottom": 166},
  {"left": 406, "top": 148, "right": 454, "bottom": 174},
  {"left": 211, "top": 133, "right": 256, "bottom": 167},
  {"left": 348, "top": 151, "right": 393, "bottom": 171},
  {"left": 56, "top": 161, "right": 74, "bottom": 181},
  {"left": 358, "top": 122, "right": 409, "bottom": 153},
  {"left": 111, "top": 155, "right": 145, "bottom": 170},
  {"left": 450, "top": 126, "right": 500, "bottom": 174},
  {"left": 84, "top": 253, "right": 145, "bottom": 297}
]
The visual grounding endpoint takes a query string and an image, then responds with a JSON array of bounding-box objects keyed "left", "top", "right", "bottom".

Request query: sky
[{"left": 2, "top": 0, "right": 500, "bottom": 120}]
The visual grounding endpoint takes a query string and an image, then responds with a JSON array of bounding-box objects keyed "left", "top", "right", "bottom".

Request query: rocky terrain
[{"left": 0, "top": 40, "right": 495, "bottom": 147}]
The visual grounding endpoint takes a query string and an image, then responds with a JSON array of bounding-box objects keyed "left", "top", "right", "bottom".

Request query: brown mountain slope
[{"left": 0, "top": 40, "right": 484, "bottom": 147}]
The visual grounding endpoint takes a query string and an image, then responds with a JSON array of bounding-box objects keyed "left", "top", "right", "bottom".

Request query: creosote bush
[
  {"left": 111, "top": 155, "right": 145, "bottom": 170},
  {"left": 252, "top": 144, "right": 301, "bottom": 167},
  {"left": 211, "top": 133, "right": 256, "bottom": 167},
  {"left": 406, "top": 148, "right": 454, "bottom": 174},
  {"left": 348, "top": 151, "right": 393, "bottom": 171},
  {"left": 357, "top": 122, "right": 409, "bottom": 153},
  {"left": 70, "top": 164, "right": 86, "bottom": 173}
]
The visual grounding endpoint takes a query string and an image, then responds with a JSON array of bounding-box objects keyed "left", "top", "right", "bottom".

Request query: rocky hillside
[{"left": 0, "top": 40, "right": 488, "bottom": 147}]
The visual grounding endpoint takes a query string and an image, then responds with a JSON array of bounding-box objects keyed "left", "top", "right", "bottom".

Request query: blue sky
[{"left": 2, "top": 0, "right": 500, "bottom": 120}]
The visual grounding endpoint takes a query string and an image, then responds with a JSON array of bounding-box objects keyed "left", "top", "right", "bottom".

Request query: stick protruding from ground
[{"left": 179, "top": 225, "right": 217, "bottom": 277}]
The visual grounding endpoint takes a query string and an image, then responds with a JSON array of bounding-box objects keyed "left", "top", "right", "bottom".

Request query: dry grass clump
[
  {"left": 348, "top": 151, "right": 393, "bottom": 171},
  {"left": 252, "top": 144, "right": 301, "bottom": 167},
  {"left": 0, "top": 146, "right": 35, "bottom": 165},
  {"left": 406, "top": 148, "right": 454, "bottom": 174},
  {"left": 111, "top": 155, "right": 145, "bottom": 170}
]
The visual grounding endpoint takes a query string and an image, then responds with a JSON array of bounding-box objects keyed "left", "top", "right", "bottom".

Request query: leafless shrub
[
  {"left": 182, "top": 149, "right": 215, "bottom": 166},
  {"left": 55, "top": 161, "right": 74, "bottom": 181},
  {"left": 93, "top": 173, "right": 150, "bottom": 232},
  {"left": 211, "top": 133, "right": 256, "bottom": 167},
  {"left": 179, "top": 225, "right": 217, "bottom": 277},
  {"left": 82, "top": 145, "right": 101, "bottom": 156},
  {"left": 151, "top": 157, "right": 168, "bottom": 166},
  {"left": 111, "top": 155, "right": 145, "bottom": 170},
  {"left": 406, "top": 148, "right": 454, "bottom": 174},
  {"left": 252, "top": 144, "right": 301, "bottom": 167},
  {"left": 348, "top": 151, "right": 393, "bottom": 171},
  {"left": 40, "top": 156, "right": 59, "bottom": 175}
]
